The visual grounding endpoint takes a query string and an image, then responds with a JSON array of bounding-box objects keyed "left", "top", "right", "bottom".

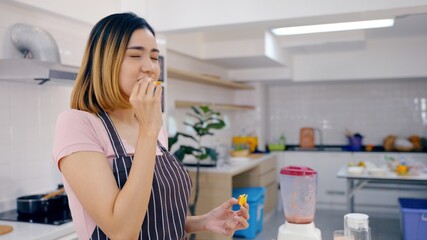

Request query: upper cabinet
[{"left": 167, "top": 68, "right": 254, "bottom": 90}]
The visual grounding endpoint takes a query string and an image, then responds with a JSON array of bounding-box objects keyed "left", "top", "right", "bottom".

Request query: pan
[{"left": 17, "top": 187, "right": 68, "bottom": 215}]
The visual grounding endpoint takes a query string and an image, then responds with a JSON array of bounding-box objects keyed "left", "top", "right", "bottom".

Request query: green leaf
[
  {"left": 168, "top": 132, "right": 198, "bottom": 150},
  {"left": 206, "top": 120, "right": 225, "bottom": 130},
  {"left": 205, "top": 147, "right": 218, "bottom": 161},
  {"left": 191, "top": 106, "right": 201, "bottom": 115},
  {"left": 168, "top": 134, "right": 178, "bottom": 150},
  {"left": 196, "top": 153, "right": 209, "bottom": 160},
  {"left": 200, "top": 106, "right": 210, "bottom": 113},
  {"left": 173, "top": 145, "right": 200, "bottom": 162},
  {"left": 185, "top": 113, "right": 203, "bottom": 122}
]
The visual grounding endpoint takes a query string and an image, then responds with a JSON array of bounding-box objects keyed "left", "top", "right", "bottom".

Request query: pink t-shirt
[{"left": 52, "top": 109, "right": 167, "bottom": 240}]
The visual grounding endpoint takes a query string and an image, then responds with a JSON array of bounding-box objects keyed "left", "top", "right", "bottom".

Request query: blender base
[{"left": 277, "top": 221, "right": 322, "bottom": 240}]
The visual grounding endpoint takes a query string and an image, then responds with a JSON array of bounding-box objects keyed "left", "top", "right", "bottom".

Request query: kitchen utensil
[
  {"left": 230, "top": 149, "right": 250, "bottom": 157},
  {"left": 277, "top": 165, "right": 321, "bottom": 240},
  {"left": 347, "top": 134, "right": 363, "bottom": 151},
  {"left": 17, "top": 188, "right": 68, "bottom": 215},
  {"left": 347, "top": 166, "right": 364, "bottom": 175},
  {"left": 334, "top": 230, "right": 353, "bottom": 240},
  {"left": 344, "top": 213, "right": 371, "bottom": 240},
  {"left": 299, "top": 128, "right": 315, "bottom": 148},
  {"left": 0, "top": 225, "right": 13, "bottom": 236},
  {"left": 42, "top": 187, "right": 65, "bottom": 200},
  {"left": 280, "top": 166, "right": 317, "bottom": 224}
]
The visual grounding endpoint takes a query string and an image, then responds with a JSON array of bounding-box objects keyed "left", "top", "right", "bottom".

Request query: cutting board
[{"left": 0, "top": 225, "right": 13, "bottom": 236}]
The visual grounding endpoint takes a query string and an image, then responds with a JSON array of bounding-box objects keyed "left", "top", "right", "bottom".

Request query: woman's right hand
[{"left": 129, "top": 77, "right": 163, "bottom": 136}]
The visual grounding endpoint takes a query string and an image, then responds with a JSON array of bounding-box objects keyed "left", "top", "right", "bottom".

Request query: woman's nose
[{"left": 140, "top": 57, "right": 155, "bottom": 72}]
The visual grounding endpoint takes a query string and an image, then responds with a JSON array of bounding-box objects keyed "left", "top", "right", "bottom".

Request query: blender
[{"left": 277, "top": 165, "right": 322, "bottom": 240}]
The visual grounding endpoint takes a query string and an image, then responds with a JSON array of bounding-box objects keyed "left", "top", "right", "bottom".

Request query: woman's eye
[
  {"left": 151, "top": 57, "right": 159, "bottom": 61},
  {"left": 131, "top": 55, "right": 141, "bottom": 58}
]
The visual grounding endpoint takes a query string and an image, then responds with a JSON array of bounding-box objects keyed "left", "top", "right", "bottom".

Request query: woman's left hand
[{"left": 203, "top": 198, "right": 250, "bottom": 236}]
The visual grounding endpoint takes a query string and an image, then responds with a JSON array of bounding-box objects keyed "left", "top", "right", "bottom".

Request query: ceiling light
[{"left": 271, "top": 19, "right": 394, "bottom": 36}]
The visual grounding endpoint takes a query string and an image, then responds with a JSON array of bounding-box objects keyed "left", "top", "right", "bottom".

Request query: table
[{"left": 336, "top": 167, "right": 427, "bottom": 213}]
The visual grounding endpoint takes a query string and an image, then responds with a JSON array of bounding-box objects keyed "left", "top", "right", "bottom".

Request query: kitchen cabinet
[
  {"left": 168, "top": 67, "right": 254, "bottom": 90},
  {"left": 185, "top": 154, "right": 277, "bottom": 240},
  {"left": 175, "top": 100, "right": 255, "bottom": 111}
]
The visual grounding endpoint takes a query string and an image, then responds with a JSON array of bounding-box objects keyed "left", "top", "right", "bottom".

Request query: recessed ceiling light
[{"left": 271, "top": 19, "right": 395, "bottom": 36}]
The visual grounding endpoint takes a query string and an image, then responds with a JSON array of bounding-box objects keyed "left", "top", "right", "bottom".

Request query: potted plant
[{"left": 168, "top": 105, "right": 225, "bottom": 217}]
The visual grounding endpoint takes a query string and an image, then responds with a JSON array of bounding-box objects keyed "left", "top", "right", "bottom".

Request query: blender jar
[{"left": 280, "top": 165, "right": 317, "bottom": 224}]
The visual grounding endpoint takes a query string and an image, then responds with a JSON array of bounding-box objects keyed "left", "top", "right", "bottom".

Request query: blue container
[
  {"left": 398, "top": 198, "right": 427, "bottom": 240},
  {"left": 232, "top": 187, "right": 266, "bottom": 239},
  {"left": 347, "top": 135, "right": 363, "bottom": 151}
]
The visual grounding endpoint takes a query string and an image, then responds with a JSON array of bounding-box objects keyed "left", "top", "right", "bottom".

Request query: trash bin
[
  {"left": 398, "top": 198, "right": 427, "bottom": 240},
  {"left": 232, "top": 187, "right": 266, "bottom": 239}
]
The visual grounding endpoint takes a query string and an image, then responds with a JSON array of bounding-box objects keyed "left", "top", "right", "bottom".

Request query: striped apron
[{"left": 91, "top": 112, "right": 192, "bottom": 240}]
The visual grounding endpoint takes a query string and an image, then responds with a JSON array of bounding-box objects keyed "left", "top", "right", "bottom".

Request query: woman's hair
[{"left": 70, "top": 12, "right": 155, "bottom": 113}]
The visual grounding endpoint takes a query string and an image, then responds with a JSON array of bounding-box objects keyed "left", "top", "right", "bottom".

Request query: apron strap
[
  {"left": 157, "top": 140, "right": 168, "bottom": 153},
  {"left": 98, "top": 111, "right": 128, "bottom": 158}
]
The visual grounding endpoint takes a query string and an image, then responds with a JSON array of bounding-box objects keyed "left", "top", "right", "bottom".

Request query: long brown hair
[{"left": 70, "top": 12, "right": 155, "bottom": 113}]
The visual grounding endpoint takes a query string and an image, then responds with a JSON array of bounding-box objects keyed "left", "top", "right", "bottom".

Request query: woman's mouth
[{"left": 137, "top": 77, "right": 162, "bottom": 86}]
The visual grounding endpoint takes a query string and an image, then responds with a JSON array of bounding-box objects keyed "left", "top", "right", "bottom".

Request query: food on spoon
[
  {"left": 238, "top": 194, "right": 248, "bottom": 206},
  {"left": 154, "top": 81, "right": 162, "bottom": 86}
]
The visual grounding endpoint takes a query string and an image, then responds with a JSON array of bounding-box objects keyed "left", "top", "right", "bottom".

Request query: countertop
[
  {"left": 279, "top": 145, "right": 427, "bottom": 153},
  {"left": 0, "top": 220, "right": 74, "bottom": 240},
  {"left": 184, "top": 153, "right": 275, "bottom": 175}
]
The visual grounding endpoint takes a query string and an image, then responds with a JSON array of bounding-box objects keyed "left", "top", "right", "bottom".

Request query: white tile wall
[
  {"left": 166, "top": 50, "right": 242, "bottom": 154},
  {"left": 267, "top": 79, "right": 427, "bottom": 146},
  {"left": 0, "top": 81, "right": 73, "bottom": 212},
  {"left": 0, "top": 2, "right": 89, "bottom": 211}
]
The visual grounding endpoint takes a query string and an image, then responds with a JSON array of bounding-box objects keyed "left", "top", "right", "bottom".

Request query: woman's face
[{"left": 119, "top": 28, "right": 160, "bottom": 97}]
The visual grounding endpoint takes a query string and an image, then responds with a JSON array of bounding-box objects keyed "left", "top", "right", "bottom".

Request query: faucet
[{"left": 314, "top": 128, "right": 323, "bottom": 150}]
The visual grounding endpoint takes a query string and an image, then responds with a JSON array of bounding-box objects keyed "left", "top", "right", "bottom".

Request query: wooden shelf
[
  {"left": 175, "top": 100, "right": 255, "bottom": 111},
  {"left": 167, "top": 67, "right": 254, "bottom": 90}
]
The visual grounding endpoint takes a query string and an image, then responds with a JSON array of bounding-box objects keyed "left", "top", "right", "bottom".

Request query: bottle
[
  {"left": 344, "top": 213, "right": 371, "bottom": 240},
  {"left": 279, "top": 134, "right": 286, "bottom": 150}
]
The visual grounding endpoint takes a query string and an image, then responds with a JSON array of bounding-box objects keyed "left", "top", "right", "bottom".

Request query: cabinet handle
[{"left": 326, "top": 190, "right": 345, "bottom": 196}]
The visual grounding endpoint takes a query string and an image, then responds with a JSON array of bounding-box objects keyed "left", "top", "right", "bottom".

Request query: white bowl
[
  {"left": 347, "top": 166, "right": 364, "bottom": 175},
  {"left": 367, "top": 168, "right": 387, "bottom": 176}
]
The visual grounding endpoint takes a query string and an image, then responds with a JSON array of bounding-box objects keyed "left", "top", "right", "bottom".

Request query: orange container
[{"left": 232, "top": 136, "right": 258, "bottom": 152}]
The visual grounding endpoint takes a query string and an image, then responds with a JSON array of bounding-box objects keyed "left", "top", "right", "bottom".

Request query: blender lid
[{"left": 280, "top": 165, "right": 317, "bottom": 176}]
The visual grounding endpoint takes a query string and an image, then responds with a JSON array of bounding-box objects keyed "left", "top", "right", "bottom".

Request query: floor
[{"left": 235, "top": 208, "right": 401, "bottom": 240}]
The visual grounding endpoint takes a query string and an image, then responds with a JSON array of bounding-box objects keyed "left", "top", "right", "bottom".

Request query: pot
[{"left": 17, "top": 188, "right": 68, "bottom": 215}]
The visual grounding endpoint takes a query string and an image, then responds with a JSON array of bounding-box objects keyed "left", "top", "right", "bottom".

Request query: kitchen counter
[
  {"left": 281, "top": 145, "right": 427, "bottom": 153},
  {"left": 0, "top": 220, "right": 74, "bottom": 240},
  {"left": 184, "top": 153, "right": 274, "bottom": 174},
  {"left": 184, "top": 153, "right": 278, "bottom": 240}
]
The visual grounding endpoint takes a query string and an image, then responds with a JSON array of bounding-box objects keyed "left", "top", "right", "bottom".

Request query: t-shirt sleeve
[
  {"left": 52, "top": 110, "right": 104, "bottom": 171},
  {"left": 158, "top": 127, "right": 169, "bottom": 150}
]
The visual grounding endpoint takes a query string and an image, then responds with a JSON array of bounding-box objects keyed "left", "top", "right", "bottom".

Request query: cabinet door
[{"left": 316, "top": 153, "right": 352, "bottom": 207}]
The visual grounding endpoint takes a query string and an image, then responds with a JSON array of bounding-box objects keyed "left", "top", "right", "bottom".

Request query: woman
[{"left": 53, "top": 12, "right": 249, "bottom": 240}]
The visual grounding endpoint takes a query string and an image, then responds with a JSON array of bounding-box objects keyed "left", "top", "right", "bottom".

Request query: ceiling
[{"left": 160, "top": 7, "right": 427, "bottom": 79}]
